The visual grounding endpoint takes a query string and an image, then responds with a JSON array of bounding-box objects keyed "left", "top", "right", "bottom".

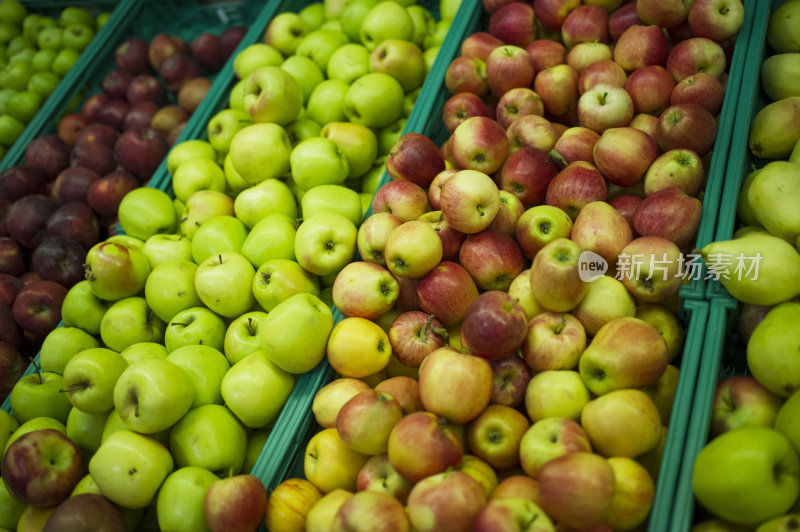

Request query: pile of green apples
[
  {"left": 0, "top": 0, "right": 107, "bottom": 156},
  {"left": 0, "top": 0, "right": 462, "bottom": 530},
  {"left": 692, "top": 2, "right": 800, "bottom": 529}
]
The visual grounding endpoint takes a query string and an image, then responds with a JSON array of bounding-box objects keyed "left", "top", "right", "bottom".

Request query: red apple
[
  {"left": 387, "top": 411, "right": 464, "bottom": 483},
  {"left": 526, "top": 39, "right": 565, "bottom": 71},
  {"left": 553, "top": 126, "right": 600, "bottom": 165},
  {"left": 533, "top": 0, "right": 581, "bottom": 32},
  {"left": 115, "top": 37, "right": 151, "bottom": 75},
  {"left": 158, "top": 53, "right": 203, "bottom": 93},
  {"left": 458, "top": 230, "right": 524, "bottom": 292},
  {"left": 51, "top": 166, "right": 101, "bottom": 205},
  {"left": 24, "top": 134, "right": 70, "bottom": 181},
  {"left": 5, "top": 194, "right": 59, "bottom": 249},
  {"left": 489, "top": 355, "right": 531, "bottom": 408},
  {"left": 388, "top": 311, "right": 449, "bottom": 368},
  {"left": 97, "top": 99, "right": 131, "bottom": 131},
  {"left": 57, "top": 113, "right": 94, "bottom": 148},
  {"left": 442, "top": 92, "right": 488, "bottom": 134},
  {"left": 655, "top": 103, "right": 717, "bottom": 157},
  {"left": 577, "top": 83, "right": 635, "bottom": 134},
  {"left": 632, "top": 186, "right": 702, "bottom": 249},
  {"left": 521, "top": 311, "right": 586, "bottom": 372},
  {"left": 609, "top": 194, "right": 642, "bottom": 231},
  {"left": 114, "top": 127, "right": 169, "bottom": 182},
  {"left": 220, "top": 26, "right": 247, "bottom": 60},
  {"left": 670, "top": 72, "right": 725, "bottom": 115},
  {"left": 488, "top": 2, "right": 537, "bottom": 48},
  {"left": 12, "top": 280, "right": 67, "bottom": 339},
  {"left": 561, "top": 4, "right": 609, "bottom": 50},
  {"left": 0, "top": 237, "right": 25, "bottom": 277},
  {"left": 0, "top": 338, "right": 24, "bottom": 395},
  {"left": 688, "top": 0, "right": 745, "bottom": 43},
  {"left": 45, "top": 201, "right": 100, "bottom": 250},
  {"left": 533, "top": 64, "right": 579, "bottom": 117},
  {"left": 387, "top": 133, "right": 445, "bottom": 189},
  {"left": 0, "top": 166, "right": 47, "bottom": 202},
  {"left": 31, "top": 236, "right": 86, "bottom": 288},
  {"left": 506, "top": 114, "right": 559, "bottom": 154},
  {"left": 191, "top": 32, "right": 224, "bottom": 72},
  {"left": 417, "top": 210, "right": 466, "bottom": 262},
  {"left": 81, "top": 93, "right": 110, "bottom": 122},
  {"left": 495, "top": 87, "right": 544, "bottom": 130},
  {"left": 578, "top": 59, "right": 627, "bottom": 95},
  {"left": 571, "top": 200, "right": 634, "bottom": 265},
  {"left": 625, "top": 65, "right": 676, "bottom": 116},
  {"left": 416, "top": 261, "right": 479, "bottom": 327},
  {"left": 460, "top": 32, "right": 504, "bottom": 61},
  {"left": 546, "top": 161, "right": 608, "bottom": 220},
  {"left": 460, "top": 290, "right": 528, "bottom": 361},
  {"left": 356, "top": 454, "right": 414, "bottom": 504},
  {"left": 148, "top": 33, "right": 188, "bottom": 72},
  {"left": 613, "top": 25, "right": 670, "bottom": 72},
  {"left": 87, "top": 170, "right": 140, "bottom": 217},
  {"left": 666, "top": 37, "right": 727, "bottom": 82},
  {"left": 204, "top": 474, "right": 268, "bottom": 532},
  {"left": 76, "top": 122, "right": 119, "bottom": 149},
  {"left": 445, "top": 56, "right": 489, "bottom": 97},
  {"left": 372, "top": 179, "right": 429, "bottom": 223},
  {"left": 636, "top": 0, "right": 691, "bottom": 28},
  {"left": 0, "top": 273, "right": 23, "bottom": 306},
  {"left": 592, "top": 126, "right": 659, "bottom": 187},
  {"left": 485, "top": 45, "right": 535, "bottom": 97},
  {"left": 609, "top": 2, "right": 644, "bottom": 41},
  {"left": 497, "top": 146, "right": 559, "bottom": 206},
  {"left": 451, "top": 116, "right": 509, "bottom": 175},
  {"left": 406, "top": 470, "right": 486, "bottom": 532},
  {"left": 102, "top": 69, "right": 134, "bottom": 100},
  {"left": 70, "top": 142, "right": 116, "bottom": 176}
]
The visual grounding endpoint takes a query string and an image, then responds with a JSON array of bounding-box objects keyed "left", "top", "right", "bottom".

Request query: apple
[
  {"left": 406, "top": 470, "right": 486, "bottom": 532},
  {"left": 321, "top": 121, "right": 379, "bottom": 180},
  {"left": 169, "top": 404, "right": 245, "bottom": 476},
  {"left": 485, "top": 44, "right": 535, "bottom": 98},
  {"left": 458, "top": 230, "right": 524, "bottom": 291},
  {"left": 577, "top": 83, "right": 635, "bottom": 134},
  {"left": 670, "top": 72, "right": 725, "bottom": 115},
  {"left": 265, "top": 11, "right": 310, "bottom": 56},
  {"left": 711, "top": 377, "right": 784, "bottom": 438},
  {"left": 625, "top": 65, "right": 675, "bottom": 116},
  {"left": 332, "top": 261, "right": 399, "bottom": 320},
  {"left": 581, "top": 388, "right": 662, "bottom": 459},
  {"left": 521, "top": 311, "right": 586, "bottom": 372},
  {"left": 688, "top": 0, "right": 744, "bottom": 42},
  {"left": 383, "top": 220, "right": 443, "bottom": 280},
  {"left": 313, "top": 378, "right": 372, "bottom": 429},
  {"left": 356, "top": 453, "right": 414, "bottom": 504},
  {"left": 459, "top": 287, "right": 527, "bottom": 361},
  {"left": 332, "top": 489, "right": 409, "bottom": 531},
  {"left": 546, "top": 160, "right": 608, "bottom": 220},
  {"left": 342, "top": 72, "right": 405, "bottom": 129},
  {"left": 304, "top": 427, "right": 368, "bottom": 493},
  {"left": 644, "top": 148, "right": 705, "bottom": 197},
  {"left": 416, "top": 261, "right": 479, "bottom": 327},
  {"left": 467, "top": 404, "right": 530, "bottom": 470},
  {"left": 12, "top": 279, "right": 68, "bottom": 340},
  {"left": 451, "top": 116, "right": 509, "bottom": 175},
  {"left": 204, "top": 474, "right": 268, "bottom": 532},
  {"left": 387, "top": 410, "right": 463, "bottom": 483},
  {"left": 525, "top": 367, "right": 591, "bottom": 422},
  {"left": 442, "top": 92, "right": 488, "bottom": 134},
  {"left": 609, "top": 2, "right": 644, "bottom": 40},
  {"left": 440, "top": 169, "right": 501, "bottom": 234},
  {"left": 495, "top": 87, "right": 544, "bottom": 130},
  {"left": 633, "top": 186, "right": 702, "bottom": 249},
  {"left": 488, "top": 2, "right": 536, "bottom": 48},
  {"left": 506, "top": 114, "right": 559, "bottom": 154},
  {"left": 326, "top": 316, "right": 391, "bottom": 379},
  {"left": 388, "top": 311, "right": 448, "bottom": 368},
  {"left": 372, "top": 179, "right": 430, "bottom": 223},
  {"left": 229, "top": 123, "right": 292, "bottom": 185},
  {"left": 515, "top": 204, "right": 574, "bottom": 260},
  {"left": 666, "top": 37, "right": 727, "bottom": 82},
  {"left": 242, "top": 66, "right": 302, "bottom": 126},
  {"left": 386, "top": 132, "right": 445, "bottom": 189},
  {"left": 336, "top": 389, "right": 403, "bottom": 456},
  {"left": 221, "top": 350, "right": 294, "bottom": 429},
  {"left": 655, "top": 103, "right": 718, "bottom": 157},
  {"left": 519, "top": 416, "right": 592, "bottom": 478},
  {"left": 614, "top": 25, "right": 670, "bottom": 73},
  {"left": 578, "top": 58, "right": 628, "bottom": 95},
  {"left": 233, "top": 178, "right": 297, "bottom": 229}
]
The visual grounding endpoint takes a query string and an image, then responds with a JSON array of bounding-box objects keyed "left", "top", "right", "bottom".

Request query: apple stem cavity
[
  {"left": 246, "top": 317, "right": 257, "bottom": 336},
  {"left": 59, "top": 381, "right": 90, "bottom": 394},
  {"left": 83, "top": 263, "right": 95, "bottom": 281}
]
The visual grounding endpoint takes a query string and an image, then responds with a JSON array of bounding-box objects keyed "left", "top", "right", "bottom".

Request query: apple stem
[
  {"left": 549, "top": 149, "right": 567, "bottom": 167},
  {"left": 246, "top": 318, "right": 257, "bottom": 336},
  {"left": 29, "top": 357, "right": 43, "bottom": 385},
  {"left": 218, "top": 254, "right": 223, "bottom": 265},
  {"left": 83, "top": 263, "right": 95, "bottom": 281},
  {"left": 59, "top": 381, "right": 89, "bottom": 394}
]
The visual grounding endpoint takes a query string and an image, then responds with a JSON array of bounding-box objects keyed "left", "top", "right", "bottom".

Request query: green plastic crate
[
  {"left": 707, "top": 0, "right": 778, "bottom": 300},
  {"left": 0, "top": 0, "right": 268, "bottom": 174}
]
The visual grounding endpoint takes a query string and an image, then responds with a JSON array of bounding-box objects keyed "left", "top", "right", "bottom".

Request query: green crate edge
[
  {"left": 706, "top": 0, "right": 775, "bottom": 300},
  {"left": 0, "top": 0, "right": 135, "bottom": 172}
]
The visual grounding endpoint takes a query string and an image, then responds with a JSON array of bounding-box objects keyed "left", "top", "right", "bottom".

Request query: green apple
[
  {"left": 693, "top": 427, "right": 800, "bottom": 526},
  {"left": 0, "top": 113, "right": 24, "bottom": 147},
  {"left": 51, "top": 48, "right": 80, "bottom": 76},
  {"left": 118, "top": 187, "right": 178, "bottom": 241},
  {"left": 0, "top": 409, "right": 18, "bottom": 456},
  {"left": 229, "top": 78, "right": 246, "bottom": 110},
  {"left": 343, "top": 73, "right": 405, "bottom": 129},
  {"left": 224, "top": 310, "right": 269, "bottom": 365},
  {"left": 252, "top": 258, "right": 320, "bottom": 313},
  {"left": 9, "top": 46, "right": 34, "bottom": 64},
  {"left": 142, "top": 234, "right": 193, "bottom": 269},
  {"left": 95, "top": 11, "right": 111, "bottom": 30},
  {"left": 90, "top": 429, "right": 174, "bottom": 509},
  {"left": 66, "top": 407, "right": 106, "bottom": 454},
  {"left": 244, "top": 428, "right": 270, "bottom": 472},
  {"left": 9, "top": 368, "right": 72, "bottom": 424},
  {"left": 377, "top": 117, "right": 407, "bottom": 155},
  {"left": 113, "top": 358, "right": 196, "bottom": 434},
  {"left": 259, "top": 292, "right": 333, "bottom": 374},
  {"left": 62, "top": 23, "right": 94, "bottom": 52},
  {"left": 191, "top": 215, "right": 248, "bottom": 264},
  {"left": 59, "top": 6, "right": 94, "bottom": 27},
  {"left": 776, "top": 391, "right": 800, "bottom": 456},
  {"left": 326, "top": 43, "right": 371, "bottom": 85},
  {"left": 424, "top": 19, "right": 450, "bottom": 49},
  {"left": 294, "top": 211, "right": 358, "bottom": 276},
  {"left": 0, "top": 1, "right": 26, "bottom": 26},
  {"left": 156, "top": 466, "right": 218, "bottom": 532},
  {"left": 240, "top": 213, "right": 297, "bottom": 268},
  {"left": 221, "top": 349, "right": 295, "bottom": 429},
  {"left": 370, "top": 39, "right": 425, "bottom": 92},
  {"left": 144, "top": 260, "right": 202, "bottom": 323},
  {"left": 194, "top": 251, "right": 256, "bottom": 318},
  {"left": 242, "top": 65, "right": 302, "bottom": 126},
  {"left": 61, "top": 280, "right": 109, "bottom": 335},
  {"left": 207, "top": 108, "right": 251, "bottom": 155},
  {"left": 233, "top": 177, "right": 298, "bottom": 229},
  {"left": 290, "top": 136, "right": 350, "bottom": 191},
  {"left": 100, "top": 296, "right": 166, "bottom": 353},
  {"left": 360, "top": 1, "right": 414, "bottom": 50},
  {"left": 407, "top": 4, "right": 436, "bottom": 48},
  {"left": 172, "top": 157, "right": 227, "bottom": 203},
  {"left": 84, "top": 241, "right": 151, "bottom": 302},
  {"left": 320, "top": 121, "right": 378, "bottom": 179},
  {"left": 233, "top": 43, "right": 283, "bottom": 80},
  {"left": 423, "top": 45, "right": 439, "bottom": 73},
  {"left": 39, "top": 326, "right": 100, "bottom": 374},
  {"left": 0, "top": 88, "right": 13, "bottom": 114},
  {"left": 281, "top": 54, "right": 324, "bottom": 104},
  {"left": 299, "top": 2, "right": 325, "bottom": 29},
  {"left": 6, "top": 35, "right": 31, "bottom": 56},
  {"left": 166, "top": 345, "right": 230, "bottom": 407},
  {"left": 36, "top": 26, "right": 61, "bottom": 50},
  {"left": 223, "top": 152, "right": 249, "bottom": 193},
  {"left": 340, "top": 0, "right": 379, "bottom": 42},
  {"left": 6, "top": 89, "right": 41, "bottom": 123},
  {"left": 62, "top": 347, "right": 129, "bottom": 414},
  {"left": 167, "top": 139, "right": 217, "bottom": 175},
  {"left": 5, "top": 416, "right": 64, "bottom": 453},
  {"left": 0, "top": 21, "right": 18, "bottom": 45},
  {"left": 165, "top": 306, "right": 227, "bottom": 353},
  {"left": 230, "top": 123, "right": 292, "bottom": 185},
  {"left": 286, "top": 117, "right": 322, "bottom": 147},
  {"left": 0, "top": 477, "right": 25, "bottom": 530},
  {"left": 306, "top": 78, "right": 349, "bottom": 125},
  {"left": 295, "top": 28, "right": 349, "bottom": 71},
  {"left": 748, "top": 302, "right": 800, "bottom": 397},
  {"left": 27, "top": 70, "right": 60, "bottom": 97},
  {"left": 120, "top": 342, "right": 167, "bottom": 365},
  {"left": 266, "top": 11, "right": 310, "bottom": 56},
  {"left": 106, "top": 234, "right": 144, "bottom": 249},
  {"left": 100, "top": 408, "right": 168, "bottom": 448},
  {"left": 169, "top": 404, "right": 246, "bottom": 474},
  {"left": 301, "top": 184, "right": 363, "bottom": 226}
]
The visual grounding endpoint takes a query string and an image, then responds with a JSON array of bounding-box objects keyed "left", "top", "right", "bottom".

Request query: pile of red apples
[
  {"left": 0, "top": 27, "right": 245, "bottom": 397},
  {"left": 267, "top": 0, "right": 745, "bottom": 530}
]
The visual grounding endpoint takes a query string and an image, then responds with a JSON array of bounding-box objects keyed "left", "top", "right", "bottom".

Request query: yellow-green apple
[
  {"left": 99, "top": 296, "right": 166, "bottom": 353},
  {"left": 120, "top": 342, "right": 168, "bottom": 365},
  {"left": 169, "top": 404, "right": 245, "bottom": 474},
  {"left": 375, "top": 376, "right": 421, "bottom": 415},
  {"left": 519, "top": 417, "right": 592, "bottom": 478},
  {"left": 89, "top": 429, "right": 173, "bottom": 509},
  {"left": 39, "top": 326, "right": 100, "bottom": 374},
  {"left": 117, "top": 187, "right": 177, "bottom": 241},
  {"left": 777, "top": 391, "right": 800, "bottom": 455},
  {"left": 644, "top": 148, "right": 705, "bottom": 197},
  {"left": 581, "top": 388, "right": 662, "bottom": 458},
  {"left": 711, "top": 376, "right": 784, "bottom": 439},
  {"left": 604, "top": 456, "right": 655, "bottom": 530},
  {"left": 533, "top": 64, "right": 579, "bottom": 117},
  {"left": 327, "top": 317, "right": 392, "bottom": 378},
  {"left": 579, "top": 316, "right": 669, "bottom": 395},
  {"left": 418, "top": 347, "right": 493, "bottom": 423},
  {"left": 231, "top": 42, "right": 282, "bottom": 79},
  {"left": 458, "top": 230, "right": 524, "bottom": 291},
  {"left": 193, "top": 251, "right": 255, "bottom": 318},
  {"left": 240, "top": 213, "right": 297, "bottom": 268},
  {"left": 629, "top": 112, "right": 659, "bottom": 139},
  {"left": 525, "top": 369, "right": 591, "bottom": 422},
  {"left": 383, "top": 220, "right": 443, "bottom": 279},
  {"left": 165, "top": 345, "right": 229, "bottom": 407},
  {"left": 439, "top": 169, "right": 501, "bottom": 234},
  {"left": 545, "top": 161, "right": 608, "bottom": 220},
  {"left": 633, "top": 186, "right": 702, "bottom": 248},
  {"left": 451, "top": 117, "right": 509, "bottom": 175},
  {"left": 688, "top": 0, "right": 744, "bottom": 42},
  {"left": 445, "top": 55, "right": 489, "bottom": 97},
  {"left": 372, "top": 179, "right": 430, "bottom": 223},
  {"left": 206, "top": 108, "right": 252, "bottom": 156},
  {"left": 204, "top": 474, "right": 268, "bottom": 532},
  {"left": 294, "top": 212, "right": 357, "bottom": 276},
  {"left": 357, "top": 453, "right": 414, "bottom": 503},
  {"left": 561, "top": 4, "right": 609, "bottom": 49},
  {"left": 306, "top": 78, "right": 349, "bottom": 126},
  {"left": 530, "top": 238, "right": 588, "bottom": 312},
  {"left": 537, "top": 451, "right": 615, "bottom": 529},
  {"left": 636, "top": 303, "right": 684, "bottom": 362},
  {"left": 460, "top": 290, "right": 528, "bottom": 361},
  {"left": 61, "top": 347, "right": 128, "bottom": 414},
  {"left": 387, "top": 311, "right": 448, "bottom": 368},
  {"left": 670, "top": 72, "right": 725, "bottom": 115},
  {"left": 488, "top": 1, "right": 536, "bottom": 47},
  {"left": 567, "top": 42, "right": 612, "bottom": 76},
  {"left": 489, "top": 355, "right": 532, "bottom": 408},
  {"left": 643, "top": 363, "right": 680, "bottom": 424},
  {"left": 497, "top": 146, "right": 559, "bottom": 207},
  {"left": 515, "top": 205, "right": 574, "bottom": 260},
  {"left": 142, "top": 234, "right": 193, "bottom": 269},
  {"left": 332, "top": 261, "right": 398, "bottom": 319},
  {"left": 178, "top": 190, "right": 234, "bottom": 240},
  {"left": 387, "top": 411, "right": 463, "bottom": 483},
  {"left": 229, "top": 123, "right": 292, "bottom": 186},
  {"left": 313, "top": 378, "right": 372, "bottom": 429},
  {"left": 416, "top": 261, "right": 480, "bottom": 326},
  {"left": 457, "top": 454, "right": 499, "bottom": 497},
  {"left": 467, "top": 404, "right": 530, "bottom": 469},
  {"left": 406, "top": 470, "right": 486, "bottom": 532},
  {"left": 252, "top": 260, "right": 318, "bottom": 316},
  {"left": 473, "top": 497, "right": 555, "bottom": 531},
  {"left": 332, "top": 489, "right": 410, "bottom": 531},
  {"left": 156, "top": 465, "right": 219, "bottom": 532},
  {"left": 279, "top": 55, "right": 322, "bottom": 107},
  {"left": 342, "top": 72, "right": 405, "bottom": 129},
  {"left": 84, "top": 241, "right": 150, "bottom": 301},
  {"left": 624, "top": 65, "right": 675, "bottom": 117},
  {"left": 1, "top": 429, "right": 83, "bottom": 507},
  {"left": 221, "top": 349, "right": 294, "bottom": 429},
  {"left": 357, "top": 212, "right": 402, "bottom": 266},
  {"left": 113, "top": 358, "right": 194, "bottom": 433},
  {"left": 264, "top": 478, "right": 323, "bottom": 532},
  {"left": 692, "top": 427, "right": 800, "bottom": 526},
  {"left": 506, "top": 114, "right": 559, "bottom": 154},
  {"left": 165, "top": 306, "right": 226, "bottom": 353},
  {"left": 617, "top": 236, "right": 684, "bottom": 303},
  {"left": 592, "top": 127, "right": 659, "bottom": 188},
  {"left": 144, "top": 259, "right": 201, "bottom": 323},
  {"left": 320, "top": 121, "right": 377, "bottom": 180},
  {"left": 613, "top": 24, "right": 669, "bottom": 73},
  {"left": 667, "top": 36, "right": 726, "bottom": 83},
  {"left": 306, "top": 488, "right": 353, "bottom": 531},
  {"left": 655, "top": 103, "right": 717, "bottom": 157},
  {"left": 336, "top": 389, "right": 403, "bottom": 456},
  {"left": 577, "top": 83, "right": 634, "bottom": 134},
  {"left": 305, "top": 427, "right": 369, "bottom": 493},
  {"left": 442, "top": 92, "right": 488, "bottom": 134},
  {"left": 369, "top": 38, "right": 425, "bottom": 92},
  {"left": 485, "top": 45, "right": 535, "bottom": 98},
  {"left": 578, "top": 58, "right": 628, "bottom": 96},
  {"left": 234, "top": 182, "right": 295, "bottom": 232},
  {"left": 166, "top": 139, "right": 216, "bottom": 175},
  {"left": 508, "top": 268, "right": 544, "bottom": 320},
  {"left": 327, "top": 40, "right": 370, "bottom": 83},
  {"left": 7, "top": 369, "right": 70, "bottom": 426},
  {"left": 636, "top": 0, "right": 690, "bottom": 28},
  {"left": 417, "top": 210, "right": 467, "bottom": 262},
  {"left": 190, "top": 215, "right": 248, "bottom": 265},
  {"left": 521, "top": 311, "right": 586, "bottom": 372},
  {"left": 171, "top": 158, "right": 226, "bottom": 204},
  {"left": 386, "top": 132, "right": 445, "bottom": 189},
  {"left": 572, "top": 275, "right": 637, "bottom": 336}
]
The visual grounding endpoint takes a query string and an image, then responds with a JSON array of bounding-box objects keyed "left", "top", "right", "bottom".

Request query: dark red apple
[
  {"left": 81, "top": 93, "right": 110, "bottom": 122},
  {"left": 460, "top": 32, "right": 504, "bottom": 61},
  {"left": 458, "top": 230, "right": 525, "bottom": 292},
  {"left": 0, "top": 273, "right": 23, "bottom": 307},
  {"left": 24, "top": 135, "right": 70, "bottom": 181},
  {"left": 159, "top": 54, "right": 203, "bottom": 93},
  {"left": 442, "top": 92, "right": 488, "bottom": 134},
  {"left": 51, "top": 167, "right": 101, "bottom": 205},
  {"left": 0, "top": 339, "right": 24, "bottom": 399},
  {"left": 633, "top": 186, "right": 702, "bottom": 249},
  {"left": 31, "top": 236, "right": 87, "bottom": 287},
  {"left": 488, "top": 2, "right": 537, "bottom": 48},
  {"left": 561, "top": 4, "right": 609, "bottom": 49},
  {"left": 625, "top": 65, "right": 675, "bottom": 116},
  {"left": 11, "top": 280, "right": 67, "bottom": 339},
  {"left": 126, "top": 74, "right": 166, "bottom": 107},
  {"left": 43, "top": 493, "right": 127, "bottom": 532},
  {"left": 45, "top": 202, "right": 100, "bottom": 250},
  {"left": 460, "top": 290, "right": 528, "bottom": 360},
  {"left": 75, "top": 122, "right": 119, "bottom": 149},
  {"left": 386, "top": 133, "right": 445, "bottom": 189},
  {"left": 526, "top": 39, "right": 566, "bottom": 71},
  {"left": 489, "top": 354, "right": 531, "bottom": 407},
  {"left": 609, "top": 2, "right": 644, "bottom": 41},
  {"left": 115, "top": 37, "right": 151, "bottom": 75},
  {"left": 609, "top": 194, "right": 642, "bottom": 232},
  {"left": 445, "top": 56, "right": 489, "bottom": 97},
  {"left": 191, "top": 32, "right": 224, "bottom": 72},
  {"left": 485, "top": 44, "right": 535, "bottom": 98},
  {"left": 114, "top": 127, "right": 169, "bottom": 182},
  {"left": 0, "top": 237, "right": 26, "bottom": 276},
  {"left": 123, "top": 101, "right": 159, "bottom": 131},
  {"left": 670, "top": 72, "right": 725, "bottom": 115},
  {"left": 220, "top": 26, "right": 247, "bottom": 60},
  {"left": 0, "top": 305, "right": 22, "bottom": 349},
  {"left": 416, "top": 261, "right": 480, "bottom": 327},
  {"left": 101, "top": 69, "right": 135, "bottom": 100},
  {"left": 0, "top": 166, "right": 47, "bottom": 201},
  {"left": 497, "top": 146, "right": 559, "bottom": 206},
  {"left": 167, "top": 121, "right": 187, "bottom": 146},
  {"left": 87, "top": 170, "right": 139, "bottom": 217},
  {"left": 148, "top": 33, "right": 188, "bottom": 72},
  {"left": 70, "top": 142, "right": 116, "bottom": 176},
  {"left": 533, "top": 0, "right": 581, "bottom": 32},
  {"left": 5, "top": 195, "right": 59, "bottom": 249},
  {"left": 655, "top": 103, "right": 717, "bottom": 157},
  {"left": 97, "top": 99, "right": 131, "bottom": 131},
  {"left": 389, "top": 311, "right": 449, "bottom": 369},
  {"left": 545, "top": 160, "right": 608, "bottom": 220},
  {"left": 57, "top": 113, "right": 94, "bottom": 148}
]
